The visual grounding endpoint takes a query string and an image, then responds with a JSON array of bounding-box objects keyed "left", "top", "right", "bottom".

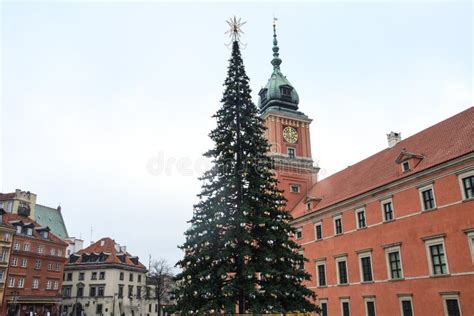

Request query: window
[
  {"left": 365, "top": 298, "right": 376, "bottom": 316},
  {"left": 336, "top": 256, "right": 348, "bottom": 285},
  {"left": 91, "top": 272, "right": 97, "bottom": 280},
  {"left": 424, "top": 236, "right": 449, "bottom": 275},
  {"left": 341, "top": 299, "right": 351, "bottom": 316},
  {"left": 118, "top": 284, "right": 124, "bottom": 298},
  {"left": 306, "top": 202, "right": 311, "bottom": 211},
  {"left": 137, "top": 286, "right": 142, "bottom": 299},
  {"left": 53, "top": 280, "right": 59, "bottom": 290},
  {"left": 316, "top": 260, "right": 326, "bottom": 287},
  {"left": 314, "top": 222, "right": 323, "bottom": 240},
  {"left": 129, "top": 273, "right": 134, "bottom": 282},
  {"left": 13, "top": 242, "right": 20, "bottom": 250},
  {"left": 385, "top": 245, "right": 404, "bottom": 280},
  {"left": 459, "top": 171, "right": 474, "bottom": 200},
  {"left": 334, "top": 215, "right": 343, "bottom": 235},
  {"left": 119, "top": 272, "right": 124, "bottom": 281},
  {"left": 319, "top": 299, "right": 328, "bottom": 316},
  {"left": 7, "top": 276, "right": 14, "bottom": 288},
  {"left": 46, "top": 280, "right": 52, "bottom": 290},
  {"left": 55, "top": 263, "right": 60, "bottom": 271},
  {"left": 90, "top": 286, "right": 97, "bottom": 297},
  {"left": 38, "top": 245, "right": 44, "bottom": 254},
  {"left": 21, "top": 258, "right": 27, "bottom": 268},
  {"left": 356, "top": 208, "right": 366, "bottom": 229},
  {"left": 18, "top": 277, "right": 25, "bottom": 288},
  {"left": 358, "top": 252, "right": 373, "bottom": 282},
  {"left": 96, "top": 304, "right": 103, "bottom": 314},
  {"left": 35, "top": 260, "right": 41, "bottom": 270},
  {"left": 381, "top": 198, "right": 394, "bottom": 222},
  {"left": 99, "top": 271, "right": 105, "bottom": 280},
  {"left": 50, "top": 248, "right": 55, "bottom": 256},
  {"left": 419, "top": 185, "right": 436, "bottom": 211},
  {"left": 32, "top": 278, "right": 39, "bottom": 289},
  {"left": 98, "top": 286, "right": 105, "bottom": 297},
  {"left": 399, "top": 297, "right": 414, "bottom": 316},
  {"left": 138, "top": 274, "right": 142, "bottom": 283},
  {"left": 442, "top": 294, "right": 461, "bottom": 316},
  {"left": 295, "top": 228, "right": 302, "bottom": 240},
  {"left": 77, "top": 286, "right": 84, "bottom": 297},
  {"left": 287, "top": 147, "right": 295, "bottom": 158},
  {"left": 66, "top": 273, "right": 73, "bottom": 281},
  {"left": 128, "top": 285, "right": 133, "bottom": 297},
  {"left": 402, "top": 161, "right": 410, "bottom": 172},
  {"left": 48, "top": 262, "right": 53, "bottom": 271},
  {"left": 281, "top": 86, "right": 292, "bottom": 96},
  {"left": 4, "top": 232, "right": 11, "bottom": 242},
  {"left": 290, "top": 184, "right": 300, "bottom": 193},
  {"left": 11, "top": 257, "right": 18, "bottom": 266},
  {"left": 79, "top": 272, "right": 85, "bottom": 281},
  {"left": 63, "top": 287, "right": 71, "bottom": 297},
  {"left": 0, "top": 270, "right": 3, "bottom": 282},
  {"left": 58, "top": 249, "right": 62, "bottom": 257},
  {"left": 0, "top": 248, "right": 7, "bottom": 262}
]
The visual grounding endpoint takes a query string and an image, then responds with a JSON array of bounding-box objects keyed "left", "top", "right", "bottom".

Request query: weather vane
[{"left": 225, "top": 16, "right": 246, "bottom": 43}]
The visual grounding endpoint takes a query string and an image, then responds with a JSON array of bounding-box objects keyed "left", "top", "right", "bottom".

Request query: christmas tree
[{"left": 171, "top": 17, "right": 318, "bottom": 314}]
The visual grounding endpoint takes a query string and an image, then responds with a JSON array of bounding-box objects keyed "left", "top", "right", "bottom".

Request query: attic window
[
  {"left": 290, "top": 185, "right": 300, "bottom": 193},
  {"left": 259, "top": 89, "right": 268, "bottom": 102},
  {"left": 402, "top": 161, "right": 410, "bottom": 172},
  {"left": 280, "top": 87, "right": 292, "bottom": 97},
  {"left": 306, "top": 202, "right": 311, "bottom": 211}
]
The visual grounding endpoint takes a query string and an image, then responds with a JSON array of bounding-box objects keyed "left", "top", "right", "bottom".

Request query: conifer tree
[{"left": 171, "top": 20, "right": 318, "bottom": 314}]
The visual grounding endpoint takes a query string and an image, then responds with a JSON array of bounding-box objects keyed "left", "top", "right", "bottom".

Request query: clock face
[{"left": 283, "top": 126, "right": 298, "bottom": 143}]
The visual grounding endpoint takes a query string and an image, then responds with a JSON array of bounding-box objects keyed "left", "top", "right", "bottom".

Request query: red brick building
[
  {"left": 1, "top": 212, "right": 67, "bottom": 316},
  {"left": 259, "top": 25, "right": 473, "bottom": 316}
]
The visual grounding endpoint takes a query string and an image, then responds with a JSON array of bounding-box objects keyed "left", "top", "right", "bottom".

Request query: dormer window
[
  {"left": 259, "top": 88, "right": 268, "bottom": 102},
  {"left": 16, "top": 226, "right": 22, "bottom": 234},
  {"left": 280, "top": 86, "right": 292, "bottom": 97},
  {"left": 402, "top": 161, "right": 410, "bottom": 172},
  {"left": 290, "top": 185, "right": 300, "bottom": 193}
]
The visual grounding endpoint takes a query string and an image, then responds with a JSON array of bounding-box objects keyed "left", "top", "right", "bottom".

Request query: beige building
[
  {"left": 0, "top": 209, "right": 15, "bottom": 312},
  {"left": 61, "top": 237, "right": 150, "bottom": 316}
]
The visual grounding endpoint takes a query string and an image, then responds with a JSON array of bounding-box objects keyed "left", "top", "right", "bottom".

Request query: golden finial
[{"left": 225, "top": 16, "right": 246, "bottom": 42}]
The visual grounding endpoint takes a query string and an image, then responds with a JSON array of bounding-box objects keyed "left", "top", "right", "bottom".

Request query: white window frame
[
  {"left": 11, "top": 257, "right": 18, "bottom": 266},
  {"left": 355, "top": 207, "right": 367, "bottom": 229},
  {"left": 295, "top": 227, "right": 303, "bottom": 240},
  {"left": 50, "top": 248, "right": 55, "bottom": 256},
  {"left": 384, "top": 245, "right": 404, "bottom": 280},
  {"left": 340, "top": 298, "right": 351, "bottom": 316},
  {"left": 13, "top": 242, "right": 20, "bottom": 250},
  {"left": 458, "top": 170, "right": 474, "bottom": 201},
  {"left": 419, "top": 184, "right": 437, "bottom": 211},
  {"left": 314, "top": 221, "right": 323, "bottom": 240},
  {"left": 46, "top": 280, "right": 52, "bottom": 290},
  {"left": 467, "top": 231, "right": 474, "bottom": 263},
  {"left": 358, "top": 251, "right": 373, "bottom": 283},
  {"left": 18, "top": 277, "right": 25, "bottom": 288},
  {"left": 319, "top": 299, "right": 328, "bottom": 316},
  {"left": 333, "top": 215, "right": 343, "bottom": 235},
  {"left": 442, "top": 293, "right": 462, "bottom": 316},
  {"left": 380, "top": 197, "right": 395, "bottom": 222},
  {"left": 335, "top": 255, "right": 349, "bottom": 285},
  {"left": 35, "top": 260, "right": 41, "bottom": 270},
  {"left": 7, "top": 276, "right": 15, "bottom": 288},
  {"left": 290, "top": 184, "right": 300, "bottom": 193},
  {"left": 54, "top": 280, "right": 59, "bottom": 290},
  {"left": 32, "top": 278, "right": 39, "bottom": 289},
  {"left": 315, "top": 259, "right": 327, "bottom": 287},
  {"left": 23, "top": 243, "right": 30, "bottom": 252},
  {"left": 0, "top": 270, "right": 4, "bottom": 283},
  {"left": 364, "top": 297, "right": 376, "bottom": 316},
  {"left": 424, "top": 236, "right": 449, "bottom": 276},
  {"left": 21, "top": 258, "right": 27, "bottom": 268},
  {"left": 399, "top": 295, "right": 414, "bottom": 316}
]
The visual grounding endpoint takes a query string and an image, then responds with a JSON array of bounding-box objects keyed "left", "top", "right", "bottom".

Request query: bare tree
[{"left": 147, "top": 259, "right": 174, "bottom": 316}]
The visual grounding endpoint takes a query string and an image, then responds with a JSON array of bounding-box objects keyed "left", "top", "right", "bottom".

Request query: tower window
[
  {"left": 287, "top": 148, "right": 295, "bottom": 158},
  {"left": 290, "top": 185, "right": 300, "bottom": 193},
  {"left": 280, "top": 87, "right": 292, "bottom": 97},
  {"left": 402, "top": 161, "right": 410, "bottom": 172}
]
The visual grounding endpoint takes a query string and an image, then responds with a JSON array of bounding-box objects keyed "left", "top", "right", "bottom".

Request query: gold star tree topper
[{"left": 225, "top": 16, "right": 246, "bottom": 42}]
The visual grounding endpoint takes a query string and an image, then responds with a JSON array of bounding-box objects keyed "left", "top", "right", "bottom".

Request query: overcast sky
[{"left": 1, "top": 1, "right": 471, "bottom": 269}]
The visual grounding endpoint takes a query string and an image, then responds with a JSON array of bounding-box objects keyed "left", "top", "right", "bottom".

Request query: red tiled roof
[
  {"left": 72, "top": 237, "right": 146, "bottom": 269},
  {"left": 0, "top": 193, "right": 16, "bottom": 201},
  {"left": 3, "top": 213, "right": 67, "bottom": 246},
  {"left": 292, "top": 107, "right": 474, "bottom": 218}
]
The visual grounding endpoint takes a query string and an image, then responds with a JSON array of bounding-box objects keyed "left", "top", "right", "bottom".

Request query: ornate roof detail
[{"left": 259, "top": 19, "right": 299, "bottom": 112}]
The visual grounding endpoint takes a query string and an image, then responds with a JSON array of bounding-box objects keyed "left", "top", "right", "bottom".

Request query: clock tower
[{"left": 258, "top": 21, "right": 319, "bottom": 212}]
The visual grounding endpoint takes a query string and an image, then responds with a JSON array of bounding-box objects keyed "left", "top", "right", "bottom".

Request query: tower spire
[{"left": 271, "top": 17, "right": 282, "bottom": 71}]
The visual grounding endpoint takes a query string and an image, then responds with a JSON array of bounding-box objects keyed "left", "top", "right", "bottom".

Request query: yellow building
[{"left": 0, "top": 209, "right": 16, "bottom": 311}]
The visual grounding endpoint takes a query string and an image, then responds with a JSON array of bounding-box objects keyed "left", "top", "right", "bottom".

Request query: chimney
[{"left": 387, "top": 131, "right": 402, "bottom": 148}]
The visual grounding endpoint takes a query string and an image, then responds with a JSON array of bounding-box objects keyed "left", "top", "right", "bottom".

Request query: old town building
[
  {"left": 259, "top": 25, "right": 474, "bottom": 316},
  {"left": 1, "top": 211, "right": 68, "bottom": 315},
  {"left": 0, "top": 209, "right": 16, "bottom": 312},
  {"left": 61, "top": 237, "right": 148, "bottom": 315}
]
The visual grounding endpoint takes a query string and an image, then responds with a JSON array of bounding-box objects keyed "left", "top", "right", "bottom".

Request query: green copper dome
[{"left": 258, "top": 22, "right": 299, "bottom": 112}]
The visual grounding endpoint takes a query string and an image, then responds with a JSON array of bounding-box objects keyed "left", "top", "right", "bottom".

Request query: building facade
[
  {"left": 0, "top": 210, "right": 16, "bottom": 312},
  {"left": 258, "top": 25, "right": 474, "bottom": 316},
  {"left": 61, "top": 237, "right": 148, "bottom": 316},
  {"left": 1, "top": 212, "right": 68, "bottom": 316}
]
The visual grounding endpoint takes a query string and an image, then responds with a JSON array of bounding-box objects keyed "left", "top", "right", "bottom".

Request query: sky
[{"left": 1, "top": 1, "right": 472, "bottom": 269}]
